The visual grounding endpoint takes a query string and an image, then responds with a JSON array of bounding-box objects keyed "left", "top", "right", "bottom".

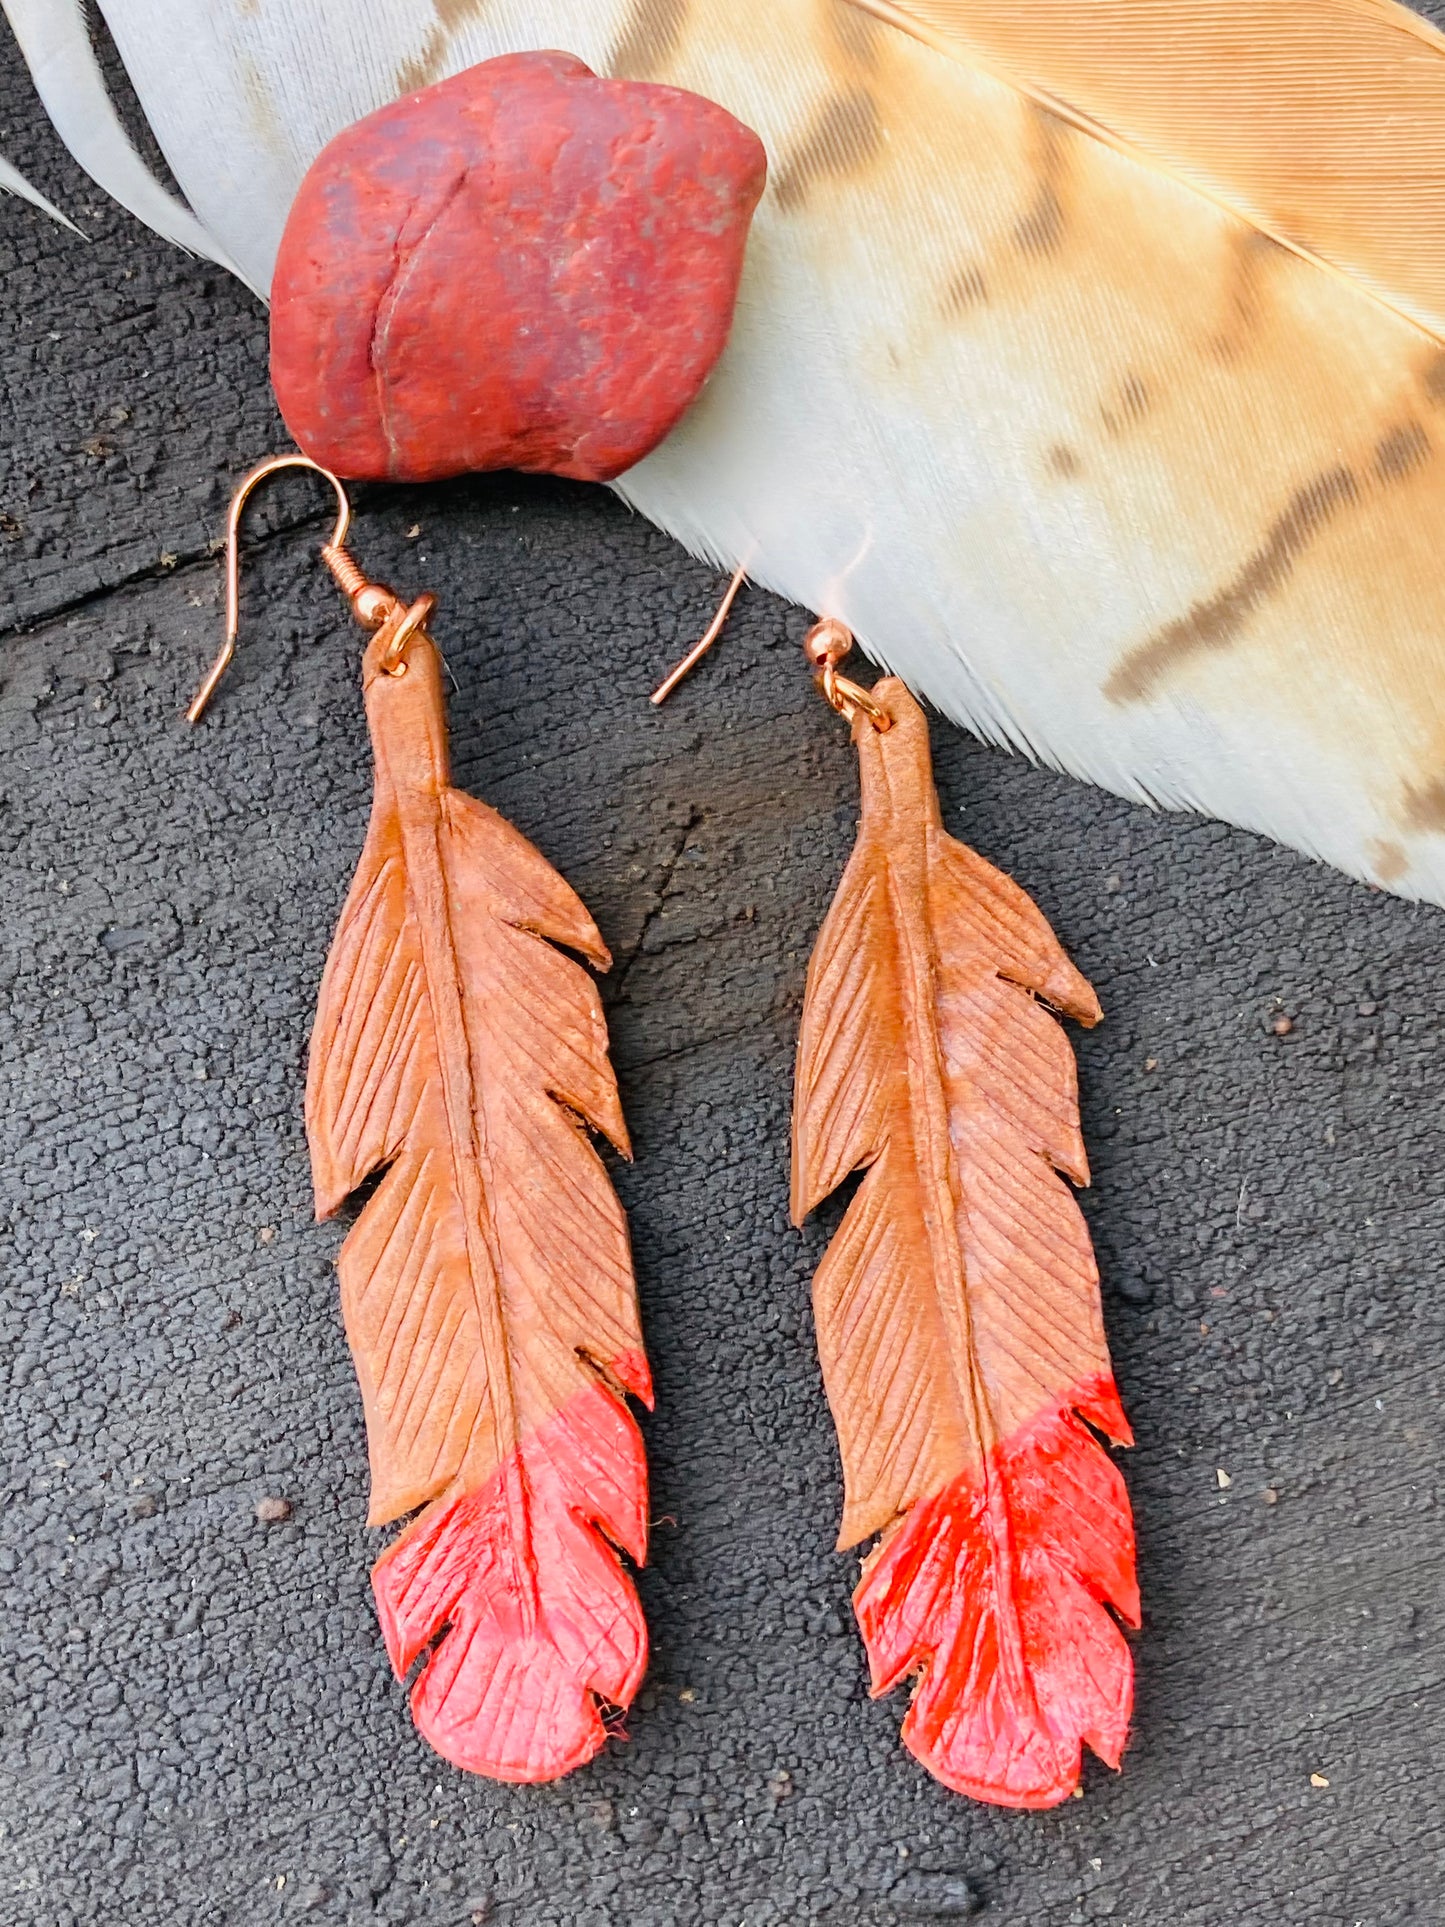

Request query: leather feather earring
[
  {"left": 654, "top": 609, "right": 1137, "bottom": 1809},
  {"left": 189, "top": 456, "right": 653, "bottom": 1786},
  {"left": 792, "top": 622, "right": 1137, "bottom": 1810},
  {"left": 171, "top": 49, "right": 765, "bottom": 1787}
]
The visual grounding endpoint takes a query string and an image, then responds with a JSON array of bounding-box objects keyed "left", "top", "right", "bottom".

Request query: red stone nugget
[{"left": 270, "top": 51, "right": 766, "bottom": 483}]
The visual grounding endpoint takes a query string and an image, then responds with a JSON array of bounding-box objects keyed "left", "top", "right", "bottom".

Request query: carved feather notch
[
  {"left": 792, "top": 679, "right": 1136, "bottom": 1807},
  {"left": 306, "top": 617, "right": 651, "bottom": 1783}
]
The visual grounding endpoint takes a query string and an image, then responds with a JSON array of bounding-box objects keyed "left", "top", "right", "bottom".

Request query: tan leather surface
[
  {"left": 305, "top": 626, "right": 649, "bottom": 1528},
  {"left": 792, "top": 679, "right": 1122, "bottom": 1550}
]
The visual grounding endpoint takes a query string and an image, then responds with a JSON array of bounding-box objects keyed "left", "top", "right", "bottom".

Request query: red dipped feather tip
[
  {"left": 306, "top": 623, "right": 652, "bottom": 1780},
  {"left": 792, "top": 680, "right": 1138, "bottom": 1807},
  {"left": 856, "top": 1380, "right": 1137, "bottom": 1806},
  {"left": 374, "top": 1383, "right": 649, "bottom": 1781}
]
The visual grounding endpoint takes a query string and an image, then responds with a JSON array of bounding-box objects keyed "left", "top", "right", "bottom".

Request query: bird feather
[
  {"left": 2, "top": 0, "right": 247, "bottom": 277},
  {"left": 0, "top": 151, "right": 79, "bottom": 233},
  {"left": 14, "top": 0, "right": 1445, "bottom": 899}
]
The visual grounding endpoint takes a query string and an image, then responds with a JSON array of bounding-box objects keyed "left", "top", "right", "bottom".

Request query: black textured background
[{"left": 2, "top": 23, "right": 1443, "bottom": 1927}]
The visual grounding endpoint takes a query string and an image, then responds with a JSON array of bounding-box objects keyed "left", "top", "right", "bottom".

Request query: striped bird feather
[{"left": 8, "top": 0, "right": 1445, "bottom": 898}]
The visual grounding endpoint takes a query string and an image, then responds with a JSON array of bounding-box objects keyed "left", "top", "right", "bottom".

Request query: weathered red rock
[{"left": 270, "top": 52, "right": 766, "bottom": 484}]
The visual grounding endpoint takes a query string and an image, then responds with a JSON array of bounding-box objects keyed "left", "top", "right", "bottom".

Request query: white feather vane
[
  {"left": 0, "top": 149, "right": 78, "bottom": 231},
  {"left": 10, "top": 0, "right": 1445, "bottom": 906},
  {"left": 2, "top": 0, "right": 249, "bottom": 276}
]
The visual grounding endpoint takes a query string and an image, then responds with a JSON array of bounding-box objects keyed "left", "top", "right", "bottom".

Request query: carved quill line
[
  {"left": 368, "top": 643, "right": 537, "bottom": 1626},
  {"left": 861, "top": 718, "right": 1035, "bottom": 1710}
]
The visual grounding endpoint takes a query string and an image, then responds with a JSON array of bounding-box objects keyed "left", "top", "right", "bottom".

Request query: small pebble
[
  {"left": 1113, "top": 1274, "right": 1154, "bottom": 1307},
  {"left": 1104, "top": 874, "right": 1122, "bottom": 893},
  {"left": 255, "top": 1496, "right": 293, "bottom": 1524},
  {"left": 258, "top": 1225, "right": 277, "bottom": 1245},
  {"left": 1271, "top": 1014, "right": 1294, "bottom": 1036},
  {"left": 1310, "top": 1773, "right": 1330, "bottom": 1789},
  {"left": 766, "top": 1768, "right": 794, "bottom": 1801},
  {"left": 130, "top": 1494, "right": 158, "bottom": 1520},
  {"left": 1261, "top": 1488, "right": 1279, "bottom": 1506},
  {"left": 1357, "top": 999, "right": 1377, "bottom": 1016},
  {"left": 1144, "top": 1056, "right": 1158, "bottom": 1072},
  {"left": 1216, "top": 1469, "right": 1232, "bottom": 1489},
  {"left": 888, "top": 1868, "right": 983, "bottom": 1918},
  {"left": 678, "top": 1686, "right": 697, "bottom": 1703}
]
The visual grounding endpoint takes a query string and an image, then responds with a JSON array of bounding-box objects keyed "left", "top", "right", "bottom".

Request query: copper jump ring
[
  {"left": 374, "top": 594, "right": 438, "bottom": 677},
  {"left": 803, "top": 619, "right": 892, "bottom": 732}
]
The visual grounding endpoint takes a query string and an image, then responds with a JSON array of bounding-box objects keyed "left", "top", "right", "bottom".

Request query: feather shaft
[{"left": 369, "top": 666, "right": 538, "bottom": 1624}]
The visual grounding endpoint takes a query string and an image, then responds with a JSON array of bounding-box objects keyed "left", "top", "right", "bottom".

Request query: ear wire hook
[
  {"left": 648, "top": 557, "right": 890, "bottom": 733},
  {"left": 650, "top": 560, "right": 749, "bottom": 706},
  {"left": 186, "top": 453, "right": 435, "bottom": 723}
]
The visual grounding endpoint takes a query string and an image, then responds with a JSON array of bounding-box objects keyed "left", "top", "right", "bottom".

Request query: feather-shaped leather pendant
[
  {"left": 306, "top": 611, "right": 651, "bottom": 1783},
  {"left": 792, "top": 673, "right": 1137, "bottom": 1808}
]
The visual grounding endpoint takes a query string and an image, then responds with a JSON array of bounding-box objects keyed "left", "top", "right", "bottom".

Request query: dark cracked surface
[{"left": 2, "top": 27, "right": 1444, "bottom": 1927}]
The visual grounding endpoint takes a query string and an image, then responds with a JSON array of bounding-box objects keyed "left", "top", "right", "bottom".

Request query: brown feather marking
[
  {"left": 1099, "top": 373, "right": 1151, "bottom": 437},
  {"left": 774, "top": 87, "right": 882, "bottom": 212},
  {"left": 1105, "top": 466, "right": 1361, "bottom": 703},
  {"left": 1207, "top": 230, "right": 1283, "bottom": 363},
  {"left": 941, "top": 263, "right": 989, "bottom": 317},
  {"left": 606, "top": 0, "right": 690, "bottom": 80},
  {"left": 395, "top": 0, "right": 492, "bottom": 95},
  {"left": 1374, "top": 421, "right": 1431, "bottom": 483},
  {"left": 1402, "top": 778, "right": 1445, "bottom": 834},
  {"left": 1109, "top": 367, "right": 1445, "bottom": 704},
  {"left": 1371, "top": 839, "right": 1409, "bottom": 882},
  {"left": 1011, "top": 105, "right": 1068, "bottom": 259},
  {"left": 238, "top": 56, "right": 287, "bottom": 158}
]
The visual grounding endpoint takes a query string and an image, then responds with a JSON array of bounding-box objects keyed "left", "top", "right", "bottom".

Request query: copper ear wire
[
  {"left": 186, "top": 453, "right": 436, "bottom": 723},
  {"left": 649, "top": 561, "right": 749, "bottom": 705},
  {"left": 649, "top": 566, "right": 891, "bottom": 732}
]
